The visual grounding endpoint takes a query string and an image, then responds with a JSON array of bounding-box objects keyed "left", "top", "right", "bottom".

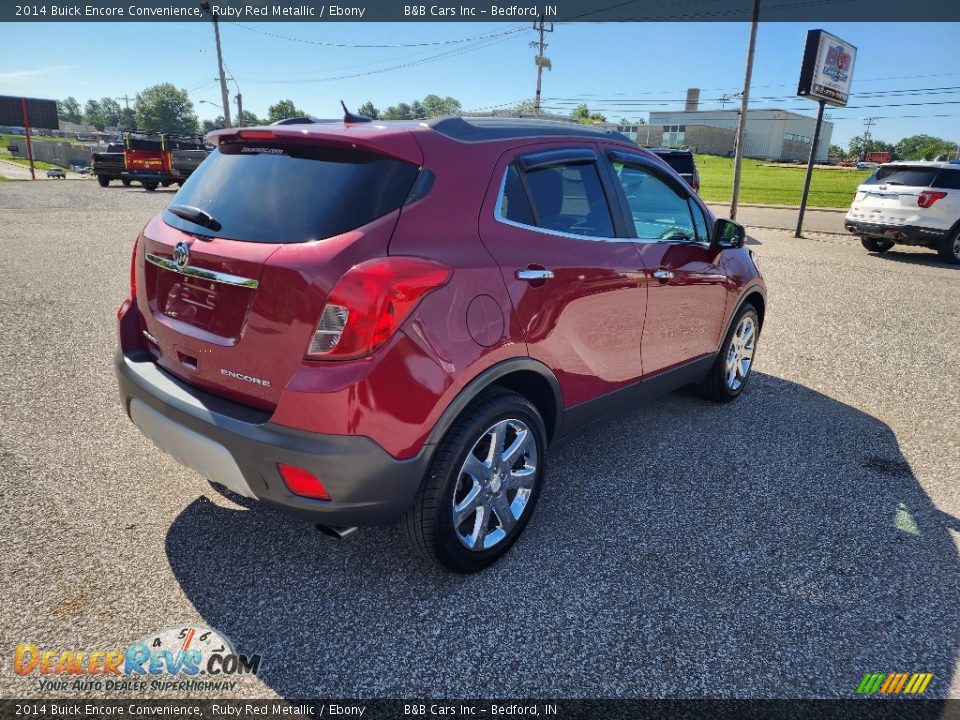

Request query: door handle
[
  {"left": 516, "top": 269, "right": 555, "bottom": 281},
  {"left": 653, "top": 269, "right": 675, "bottom": 280}
]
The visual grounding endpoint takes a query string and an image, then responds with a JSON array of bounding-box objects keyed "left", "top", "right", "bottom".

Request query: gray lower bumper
[
  {"left": 844, "top": 220, "right": 948, "bottom": 246},
  {"left": 115, "top": 350, "right": 430, "bottom": 526}
]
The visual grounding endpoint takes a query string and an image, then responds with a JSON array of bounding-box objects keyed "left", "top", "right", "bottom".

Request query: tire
[
  {"left": 97, "top": 176, "right": 110, "bottom": 187},
  {"left": 935, "top": 227, "right": 960, "bottom": 265},
  {"left": 698, "top": 303, "right": 760, "bottom": 403},
  {"left": 161, "top": 181, "right": 172, "bottom": 188},
  {"left": 121, "top": 179, "right": 131, "bottom": 187},
  {"left": 401, "top": 390, "right": 547, "bottom": 573},
  {"left": 861, "top": 237, "right": 894, "bottom": 253},
  {"left": 142, "top": 181, "right": 158, "bottom": 191}
]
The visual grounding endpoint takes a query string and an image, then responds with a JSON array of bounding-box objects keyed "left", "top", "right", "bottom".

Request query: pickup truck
[
  {"left": 91, "top": 143, "right": 129, "bottom": 187},
  {"left": 123, "top": 133, "right": 208, "bottom": 191}
]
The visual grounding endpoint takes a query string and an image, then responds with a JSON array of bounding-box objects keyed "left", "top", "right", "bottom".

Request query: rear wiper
[
  {"left": 882, "top": 181, "right": 903, "bottom": 185},
  {"left": 167, "top": 204, "right": 222, "bottom": 231}
]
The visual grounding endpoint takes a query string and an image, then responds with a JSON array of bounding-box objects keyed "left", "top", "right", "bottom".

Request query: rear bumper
[
  {"left": 844, "top": 219, "right": 948, "bottom": 246},
  {"left": 115, "top": 350, "right": 430, "bottom": 526}
]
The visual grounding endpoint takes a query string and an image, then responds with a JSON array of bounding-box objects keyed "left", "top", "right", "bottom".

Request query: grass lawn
[
  {"left": 695, "top": 154, "right": 873, "bottom": 208},
  {"left": 0, "top": 133, "right": 82, "bottom": 146},
  {"left": 0, "top": 152, "right": 59, "bottom": 171}
]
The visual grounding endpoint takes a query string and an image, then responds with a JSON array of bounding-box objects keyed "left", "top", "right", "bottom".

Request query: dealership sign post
[
  {"left": 0, "top": 96, "right": 59, "bottom": 181},
  {"left": 794, "top": 29, "right": 857, "bottom": 237}
]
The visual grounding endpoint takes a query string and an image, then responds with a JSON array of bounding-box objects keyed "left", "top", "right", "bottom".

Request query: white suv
[{"left": 845, "top": 161, "right": 960, "bottom": 264}]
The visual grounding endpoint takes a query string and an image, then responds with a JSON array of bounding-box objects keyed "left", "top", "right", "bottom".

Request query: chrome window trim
[
  {"left": 145, "top": 253, "right": 259, "bottom": 289},
  {"left": 493, "top": 167, "right": 709, "bottom": 247}
]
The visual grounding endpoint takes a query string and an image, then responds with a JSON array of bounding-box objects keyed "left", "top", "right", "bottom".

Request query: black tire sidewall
[{"left": 432, "top": 398, "right": 547, "bottom": 573}]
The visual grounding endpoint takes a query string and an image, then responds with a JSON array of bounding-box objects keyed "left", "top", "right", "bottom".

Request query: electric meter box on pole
[{"left": 797, "top": 29, "right": 857, "bottom": 107}]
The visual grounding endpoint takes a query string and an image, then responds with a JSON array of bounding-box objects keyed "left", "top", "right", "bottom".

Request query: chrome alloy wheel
[
  {"left": 953, "top": 233, "right": 960, "bottom": 260},
  {"left": 725, "top": 315, "right": 756, "bottom": 392},
  {"left": 452, "top": 419, "right": 538, "bottom": 551}
]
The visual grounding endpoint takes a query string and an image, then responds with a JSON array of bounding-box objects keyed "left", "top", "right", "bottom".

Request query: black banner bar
[
  {"left": 2, "top": 700, "right": 959, "bottom": 720},
  {"left": 3, "top": 0, "right": 960, "bottom": 22}
]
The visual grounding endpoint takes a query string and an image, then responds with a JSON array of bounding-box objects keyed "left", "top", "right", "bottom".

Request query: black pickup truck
[{"left": 91, "top": 143, "right": 128, "bottom": 187}]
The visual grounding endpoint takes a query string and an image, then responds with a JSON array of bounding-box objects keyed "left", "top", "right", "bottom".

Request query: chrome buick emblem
[{"left": 173, "top": 241, "right": 190, "bottom": 269}]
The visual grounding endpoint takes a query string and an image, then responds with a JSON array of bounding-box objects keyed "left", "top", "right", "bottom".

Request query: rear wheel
[
  {"left": 698, "top": 304, "right": 759, "bottom": 403},
  {"left": 936, "top": 227, "right": 960, "bottom": 265},
  {"left": 121, "top": 179, "right": 131, "bottom": 187},
  {"left": 142, "top": 181, "right": 158, "bottom": 191},
  {"left": 161, "top": 181, "right": 172, "bottom": 188},
  {"left": 97, "top": 176, "right": 110, "bottom": 187},
  {"left": 401, "top": 390, "right": 546, "bottom": 573},
  {"left": 861, "top": 237, "right": 894, "bottom": 253}
]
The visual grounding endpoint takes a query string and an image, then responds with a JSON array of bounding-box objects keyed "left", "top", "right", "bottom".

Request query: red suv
[{"left": 116, "top": 116, "right": 766, "bottom": 573}]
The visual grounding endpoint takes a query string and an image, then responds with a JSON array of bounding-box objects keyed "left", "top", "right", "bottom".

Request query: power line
[
  {"left": 232, "top": 23, "right": 527, "bottom": 48},
  {"left": 243, "top": 33, "right": 524, "bottom": 85}
]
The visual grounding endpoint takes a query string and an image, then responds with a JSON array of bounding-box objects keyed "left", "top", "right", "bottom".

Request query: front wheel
[
  {"left": 936, "top": 228, "right": 960, "bottom": 265},
  {"left": 861, "top": 237, "right": 894, "bottom": 253},
  {"left": 401, "top": 390, "right": 546, "bottom": 573},
  {"left": 121, "top": 179, "right": 131, "bottom": 187},
  {"left": 97, "top": 176, "right": 110, "bottom": 187},
  {"left": 141, "top": 181, "right": 158, "bottom": 191},
  {"left": 698, "top": 304, "right": 760, "bottom": 403}
]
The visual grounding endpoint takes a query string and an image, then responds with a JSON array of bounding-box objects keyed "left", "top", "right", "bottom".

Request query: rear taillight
[
  {"left": 918, "top": 190, "right": 947, "bottom": 208},
  {"left": 118, "top": 238, "right": 138, "bottom": 319},
  {"left": 692, "top": 176, "right": 700, "bottom": 192},
  {"left": 277, "top": 463, "right": 330, "bottom": 500},
  {"left": 306, "top": 257, "right": 451, "bottom": 360},
  {"left": 130, "top": 237, "right": 138, "bottom": 297}
]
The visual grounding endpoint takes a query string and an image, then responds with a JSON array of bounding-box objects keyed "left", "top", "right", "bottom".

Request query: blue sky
[{"left": 1, "top": 21, "right": 957, "bottom": 147}]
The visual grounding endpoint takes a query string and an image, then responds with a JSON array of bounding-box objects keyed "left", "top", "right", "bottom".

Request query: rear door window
[
  {"left": 863, "top": 166, "right": 939, "bottom": 187},
  {"left": 501, "top": 157, "right": 616, "bottom": 238},
  {"left": 163, "top": 143, "right": 420, "bottom": 243}
]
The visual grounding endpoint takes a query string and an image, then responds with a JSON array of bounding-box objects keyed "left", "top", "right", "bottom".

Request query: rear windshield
[
  {"left": 656, "top": 153, "right": 695, "bottom": 175},
  {"left": 863, "top": 166, "right": 938, "bottom": 187},
  {"left": 162, "top": 143, "right": 420, "bottom": 243}
]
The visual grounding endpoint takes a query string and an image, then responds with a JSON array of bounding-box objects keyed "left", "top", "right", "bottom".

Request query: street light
[{"left": 199, "top": 0, "right": 232, "bottom": 128}]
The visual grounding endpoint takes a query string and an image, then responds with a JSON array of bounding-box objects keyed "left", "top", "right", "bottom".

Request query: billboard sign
[
  {"left": 797, "top": 30, "right": 857, "bottom": 107},
  {"left": 0, "top": 96, "right": 60, "bottom": 130}
]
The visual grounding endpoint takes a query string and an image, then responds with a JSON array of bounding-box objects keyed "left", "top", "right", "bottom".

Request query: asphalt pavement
[{"left": 0, "top": 182, "right": 957, "bottom": 700}]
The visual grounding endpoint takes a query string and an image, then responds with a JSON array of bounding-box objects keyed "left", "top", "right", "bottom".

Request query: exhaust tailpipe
[{"left": 316, "top": 524, "right": 358, "bottom": 540}]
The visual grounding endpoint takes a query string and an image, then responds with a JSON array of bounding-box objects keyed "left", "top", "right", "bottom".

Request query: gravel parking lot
[{"left": 0, "top": 181, "right": 957, "bottom": 699}]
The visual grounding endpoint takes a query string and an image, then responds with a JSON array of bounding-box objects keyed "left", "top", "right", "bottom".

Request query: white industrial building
[{"left": 648, "top": 107, "right": 834, "bottom": 163}]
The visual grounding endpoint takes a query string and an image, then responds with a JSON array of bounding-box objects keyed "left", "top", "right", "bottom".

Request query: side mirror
[{"left": 713, "top": 218, "right": 746, "bottom": 249}]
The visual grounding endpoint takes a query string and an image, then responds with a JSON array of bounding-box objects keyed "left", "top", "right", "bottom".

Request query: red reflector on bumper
[{"left": 277, "top": 463, "right": 330, "bottom": 500}]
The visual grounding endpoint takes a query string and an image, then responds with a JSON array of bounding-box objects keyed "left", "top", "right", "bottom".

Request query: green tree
[
  {"left": 570, "top": 103, "right": 606, "bottom": 125},
  {"left": 267, "top": 99, "right": 306, "bottom": 123},
  {"left": 83, "top": 99, "right": 106, "bottom": 130},
  {"left": 238, "top": 110, "right": 262, "bottom": 126},
  {"left": 357, "top": 101, "right": 380, "bottom": 119},
  {"left": 421, "top": 94, "right": 461, "bottom": 117},
  {"left": 617, "top": 116, "right": 646, "bottom": 126},
  {"left": 99, "top": 98, "right": 123, "bottom": 128},
  {"left": 57, "top": 97, "right": 82, "bottom": 124},
  {"left": 382, "top": 102, "right": 413, "bottom": 120},
  {"left": 514, "top": 99, "right": 537, "bottom": 114},
  {"left": 201, "top": 117, "right": 226, "bottom": 133},
  {"left": 848, "top": 137, "right": 894, "bottom": 160},
  {"left": 134, "top": 84, "right": 198, "bottom": 134},
  {"left": 828, "top": 144, "right": 846, "bottom": 160},
  {"left": 894, "top": 134, "right": 957, "bottom": 161}
]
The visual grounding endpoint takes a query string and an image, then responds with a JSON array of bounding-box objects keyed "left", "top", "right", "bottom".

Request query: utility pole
[
  {"left": 729, "top": 0, "right": 761, "bottom": 221},
  {"left": 115, "top": 94, "right": 134, "bottom": 131},
  {"left": 199, "top": 1, "right": 232, "bottom": 128},
  {"left": 235, "top": 93, "right": 243, "bottom": 125},
  {"left": 860, "top": 116, "right": 876, "bottom": 160},
  {"left": 530, "top": 17, "right": 553, "bottom": 115}
]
